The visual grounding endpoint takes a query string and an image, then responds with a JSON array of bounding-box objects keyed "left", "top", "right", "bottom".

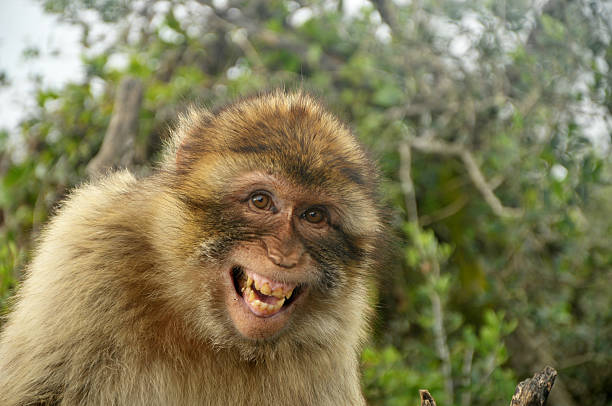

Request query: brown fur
[{"left": 0, "top": 91, "right": 385, "bottom": 405}]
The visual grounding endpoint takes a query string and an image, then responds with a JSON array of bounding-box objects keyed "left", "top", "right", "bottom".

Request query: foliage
[{"left": 1, "top": 0, "right": 611, "bottom": 403}]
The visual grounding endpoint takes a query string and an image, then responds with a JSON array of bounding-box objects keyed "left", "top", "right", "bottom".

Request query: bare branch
[
  {"left": 517, "top": 88, "right": 541, "bottom": 116},
  {"left": 256, "top": 29, "right": 342, "bottom": 72},
  {"left": 398, "top": 137, "right": 454, "bottom": 402},
  {"left": 460, "top": 149, "right": 523, "bottom": 218},
  {"left": 419, "top": 195, "right": 469, "bottom": 226},
  {"left": 460, "top": 346, "right": 474, "bottom": 406},
  {"left": 231, "top": 29, "right": 266, "bottom": 73},
  {"left": 371, "top": 0, "right": 402, "bottom": 37},
  {"left": 398, "top": 139, "right": 419, "bottom": 223},
  {"left": 430, "top": 274, "right": 454, "bottom": 403},
  {"left": 410, "top": 137, "right": 523, "bottom": 218},
  {"left": 207, "top": 2, "right": 341, "bottom": 73}
]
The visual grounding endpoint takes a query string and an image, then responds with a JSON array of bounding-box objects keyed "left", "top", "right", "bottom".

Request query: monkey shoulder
[
  {"left": 20, "top": 170, "right": 161, "bottom": 311},
  {"left": 38, "top": 171, "right": 155, "bottom": 261},
  {"left": 0, "top": 171, "right": 160, "bottom": 404}
]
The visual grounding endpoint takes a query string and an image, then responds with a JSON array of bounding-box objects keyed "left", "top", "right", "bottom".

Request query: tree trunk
[{"left": 87, "top": 77, "right": 143, "bottom": 178}]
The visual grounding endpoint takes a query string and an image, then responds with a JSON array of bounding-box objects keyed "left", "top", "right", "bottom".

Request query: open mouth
[{"left": 231, "top": 266, "right": 302, "bottom": 317}]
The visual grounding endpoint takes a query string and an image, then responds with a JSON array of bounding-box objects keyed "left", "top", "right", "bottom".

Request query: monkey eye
[
  {"left": 302, "top": 207, "right": 326, "bottom": 224},
  {"left": 250, "top": 192, "right": 272, "bottom": 210}
]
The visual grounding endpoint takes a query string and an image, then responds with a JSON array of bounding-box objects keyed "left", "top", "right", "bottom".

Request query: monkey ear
[{"left": 171, "top": 107, "right": 213, "bottom": 170}]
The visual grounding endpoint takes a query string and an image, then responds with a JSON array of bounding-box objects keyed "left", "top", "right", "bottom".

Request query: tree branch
[
  {"left": 410, "top": 137, "right": 523, "bottom": 218},
  {"left": 398, "top": 138, "right": 454, "bottom": 403},
  {"left": 429, "top": 274, "right": 454, "bottom": 402},
  {"left": 419, "top": 195, "right": 469, "bottom": 226},
  {"left": 399, "top": 139, "right": 419, "bottom": 223},
  {"left": 371, "top": 0, "right": 402, "bottom": 37}
]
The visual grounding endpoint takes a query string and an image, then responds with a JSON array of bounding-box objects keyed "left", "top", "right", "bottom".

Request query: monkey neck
[
  {"left": 115, "top": 301, "right": 367, "bottom": 404},
  {"left": 144, "top": 330, "right": 366, "bottom": 404}
]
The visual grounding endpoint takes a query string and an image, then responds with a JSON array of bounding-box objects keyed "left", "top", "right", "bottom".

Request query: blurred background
[{"left": 1, "top": 0, "right": 611, "bottom": 404}]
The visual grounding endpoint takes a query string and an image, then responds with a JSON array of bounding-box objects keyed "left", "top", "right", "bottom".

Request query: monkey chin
[{"left": 224, "top": 265, "right": 306, "bottom": 340}]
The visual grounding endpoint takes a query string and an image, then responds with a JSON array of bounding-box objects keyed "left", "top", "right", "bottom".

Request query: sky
[{"left": 0, "top": 0, "right": 83, "bottom": 132}]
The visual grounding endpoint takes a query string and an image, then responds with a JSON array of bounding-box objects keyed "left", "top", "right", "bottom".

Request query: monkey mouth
[{"left": 231, "top": 266, "right": 301, "bottom": 318}]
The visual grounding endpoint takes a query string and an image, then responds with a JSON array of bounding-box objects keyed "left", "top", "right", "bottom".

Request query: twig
[
  {"left": 230, "top": 28, "right": 266, "bottom": 73},
  {"left": 398, "top": 139, "right": 419, "bottom": 223},
  {"left": 460, "top": 346, "right": 474, "bottom": 406},
  {"left": 517, "top": 88, "right": 541, "bottom": 116},
  {"left": 206, "top": 2, "right": 341, "bottom": 73},
  {"left": 204, "top": 6, "right": 266, "bottom": 73},
  {"left": 419, "top": 195, "right": 469, "bottom": 226},
  {"left": 429, "top": 269, "right": 454, "bottom": 403}
]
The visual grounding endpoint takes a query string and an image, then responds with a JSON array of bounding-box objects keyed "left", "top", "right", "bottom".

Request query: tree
[{"left": 1, "top": 0, "right": 610, "bottom": 404}]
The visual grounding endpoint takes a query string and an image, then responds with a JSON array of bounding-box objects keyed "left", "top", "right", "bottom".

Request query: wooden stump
[
  {"left": 419, "top": 389, "right": 437, "bottom": 406},
  {"left": 510, "top": 366, "right": 557, "bottom": 406}
]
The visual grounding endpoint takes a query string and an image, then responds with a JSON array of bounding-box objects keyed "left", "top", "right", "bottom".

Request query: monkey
[{"left": 0, "top": 91, "right": 386, "bottom": 405}]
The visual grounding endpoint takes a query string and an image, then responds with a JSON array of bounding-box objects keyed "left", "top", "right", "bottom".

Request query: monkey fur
[{"left": 0, "top": 91, "right": 386, "bottom": 405}]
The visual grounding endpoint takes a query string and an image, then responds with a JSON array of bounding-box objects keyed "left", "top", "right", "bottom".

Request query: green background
[{"left": 1, "top": 1, "right": 611, "bottom": 404}]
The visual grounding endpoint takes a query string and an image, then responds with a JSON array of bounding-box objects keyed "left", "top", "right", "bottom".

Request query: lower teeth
[{"left": 243, "top": 286, "right": 285, "bottom": 314}]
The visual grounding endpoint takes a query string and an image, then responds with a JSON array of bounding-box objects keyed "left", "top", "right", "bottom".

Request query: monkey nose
[{"left": 266, "top": 247, "right": 300, "bottom": 268}]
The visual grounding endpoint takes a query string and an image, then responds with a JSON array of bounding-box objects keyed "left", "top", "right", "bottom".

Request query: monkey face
[
  {"left": 176, "top": 169, "right": 374, "bottom": 345},
  {"left": 221, "top": 171, "right": 347, "bottom": 340},
  {"left": 165, "top": 92, "right": 383, "bottom": 352}
]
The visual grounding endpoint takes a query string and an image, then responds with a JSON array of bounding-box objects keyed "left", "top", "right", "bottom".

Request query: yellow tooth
[
  {"left": 254, "top": 300, "right": 266, "bottom": 312},
  {"left": 261, "top": 283, "right": 271, "bottom": 296},
  {"left": 247, "top": 276, "right": 253, "bottom": 287},
  {"left": 285, "top": 289, "right": 293, "bottom": 299},
  {"left": 248, "top": 290, "right": 255, "bottom": 303},
  {"left": 276, "top": 298, "right": 286, "bottom": 308},
  {"left": 272, "top": 288, "right": 283, "bottom": 299}
]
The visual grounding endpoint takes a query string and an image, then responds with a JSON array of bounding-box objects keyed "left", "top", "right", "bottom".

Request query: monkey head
[{"left": 154, "top": 92, "right": 384, "bottom": 358}]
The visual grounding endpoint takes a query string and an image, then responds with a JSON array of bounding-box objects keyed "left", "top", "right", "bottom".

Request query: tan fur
[{"left": 0, "top": 91, "right": 385, "bottom": 405}]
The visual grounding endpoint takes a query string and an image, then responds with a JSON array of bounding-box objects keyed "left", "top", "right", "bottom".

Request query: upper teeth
[
  {"left": 258, "top": 281, "right": 271, "bottom": 296},
  {"left": 244, "top": 272, "right": 295, "bottom": 300},
  {"left": 238, "top": 269, "right": 300, "bottom": 317}
]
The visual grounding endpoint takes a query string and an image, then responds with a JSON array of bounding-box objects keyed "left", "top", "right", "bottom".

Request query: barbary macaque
[{"left": 0, "top": 91, "right": 386, "bottom": 405}]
